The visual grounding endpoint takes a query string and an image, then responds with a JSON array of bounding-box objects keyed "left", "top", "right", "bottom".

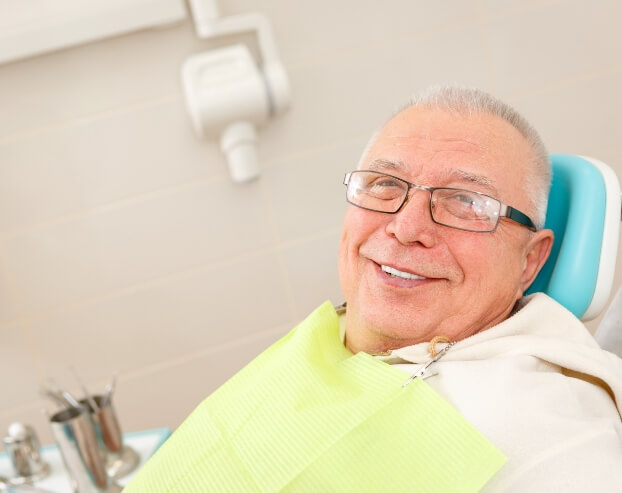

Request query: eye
[
  {"left": 364, "top": 175, "right": 406, "bottom": 199},
  {"left": 453, "top": 192, "right": 477, "bottom": 204},
  {"left": 441, "top": 190, "right": 493, "bottom": 219},
  {"left": 370, "top": 177, "right": 402, "bottom": 189}
]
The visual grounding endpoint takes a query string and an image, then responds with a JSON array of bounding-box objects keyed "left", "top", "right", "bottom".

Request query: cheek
[
  {"left": 338, "top": 211, "right": 360, "bottom": 294},
  {"left": 338, "top": 209, "right": 384, "bottom": 292},
  {"left": 341, "top": 209, "right": 382, "bottom": 251},
  {"left": 337, "top": 230, "right": 350, "bottom": 284},
  {"left": 454, "top": 235, "right": 525, "bottom": 292},
  {"left": 451, "top": 236, "right": 511, "bottom": 283}
]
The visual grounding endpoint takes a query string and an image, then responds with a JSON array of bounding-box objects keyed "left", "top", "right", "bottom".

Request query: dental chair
[{"left": 526, "top": 154, "right": 621, "bottom": 354}]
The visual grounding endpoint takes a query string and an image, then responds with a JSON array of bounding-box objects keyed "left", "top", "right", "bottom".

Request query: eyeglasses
[{"left": 343, "top": 170, "right": 537, "bottom": 233}]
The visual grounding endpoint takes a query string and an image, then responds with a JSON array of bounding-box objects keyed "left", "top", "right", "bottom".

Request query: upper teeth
[{"left": 381, "top": 265, "right": 426, "bottom": 280}]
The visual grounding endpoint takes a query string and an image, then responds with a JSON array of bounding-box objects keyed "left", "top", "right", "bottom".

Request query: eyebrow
[
  {"left": 366, "top": 159, "right": 499, "bottom": 195},
  {"left": 367, "top": 159, "right": 407, "bottom": 173},
  {"left": 442, "top": 169, "right": 498, "bottom": 194}
]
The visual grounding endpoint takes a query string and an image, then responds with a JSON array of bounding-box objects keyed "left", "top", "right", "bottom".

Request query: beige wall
[{"left": 1, "top": 0, "right": 621, "bottom": 444}]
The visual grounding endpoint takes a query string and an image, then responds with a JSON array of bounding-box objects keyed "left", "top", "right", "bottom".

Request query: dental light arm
[{"left": 182, "top": 0, "right": 291, "bottom": 182}]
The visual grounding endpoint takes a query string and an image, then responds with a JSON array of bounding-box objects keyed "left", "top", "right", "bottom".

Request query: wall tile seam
[
  {"left": 0, "top": 316, "right": 283, "bottom": 422},
  {"left": 0, "top": 0, "right": 610, "bottom": 146},
  {"left": 0, "top": 314, "right": 298, "bottom": 414},
  {"left": 0, "top": 38, "right": 381, "bottom": 147},
  {"left": 0, "top": 226, "right": 342, "bottom": 331},
  {"left": 0, "top": 171, "right": 233, "bottom": 239},
  {"left": 1, "top": 118, "right": 617, "bottom": 320},
  {"left": 0, "top": 92, "right": 182, "bottom": 147},
  {"left": 2, "top": 80, "right": 617, "bottom": 236},
  {"left": 0, "top": 243, "right": 285, "bottom": 329},
  {"left": 119, "top": 324, "right": 290, "bottom": 383},
  {"left": 1, "top": 90, "right": 617, "bottom": 239},
  {"left": 186, "top": 0, "right": 557, "bottom": 72},
  {"left": 0, "top": 129, "right": 370, "bottom": 239},
  {"left": 257, "top": 176, "right": 297, "bottom": 325},
  {"left": 4, "top": 56, "right": 619, "bottom": 175},
  {"left": 4, "top": 322, "right": 284, "bottom": 400},
  {"left": 282, "top": 17, "right": 484, "bottom": 75},
  {"left": 280, "top": 0, "right": 567, "bottom": 75},
  {"left": 276, "top": 226, "right": 342, "bottom": 253},
  {"left": 0, "top": 236, "right": 46, "bottom": 376},
  {"left": 277, "top": 226, "right": 343, "bottom": 320}
]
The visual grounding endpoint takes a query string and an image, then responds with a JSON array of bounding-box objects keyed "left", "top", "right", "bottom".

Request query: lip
[{"left": 371, "top": 260, "right": 434, "bottom": 288}]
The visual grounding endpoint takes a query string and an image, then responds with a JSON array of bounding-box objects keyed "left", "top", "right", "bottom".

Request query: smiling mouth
[{"left": 381, "top": 265, "right": 427, "bottom": 281}]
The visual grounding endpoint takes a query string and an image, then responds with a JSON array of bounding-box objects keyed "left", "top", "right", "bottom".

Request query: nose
[{"left": 385, "top": 188, "right": 437, "bottom": 246}]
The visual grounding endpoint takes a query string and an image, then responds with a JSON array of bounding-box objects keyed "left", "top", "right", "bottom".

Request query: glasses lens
[
  {"left": 432, "top": 188, "right": 501, "bottom": 232},
  {"left": 344, "top": 172, "right": 508, "bottom": 233},
  {"left": 346, "top": 171, "right": 407, "bottom": 213}
]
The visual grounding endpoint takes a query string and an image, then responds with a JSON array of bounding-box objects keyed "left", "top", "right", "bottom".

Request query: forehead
[{"left": 364, "top": 107, "right": 533, "bottom": 196}]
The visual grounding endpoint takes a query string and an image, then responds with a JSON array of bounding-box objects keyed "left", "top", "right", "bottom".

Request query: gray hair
[{"left": 359, "top": 85, "right": 551, "bottom": 229}]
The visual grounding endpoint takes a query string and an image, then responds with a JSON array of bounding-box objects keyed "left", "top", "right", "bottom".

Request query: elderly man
[{"left": 125, "top": 86, "right": 622, "bottom": 492}]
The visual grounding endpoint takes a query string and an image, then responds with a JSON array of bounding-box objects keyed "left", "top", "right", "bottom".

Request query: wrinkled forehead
[
  {"left": 367, "top": 157, "right": 501, "bottom": 196},
  {"left": 362, "top": 107, "right": 534, "bottom": 198}
]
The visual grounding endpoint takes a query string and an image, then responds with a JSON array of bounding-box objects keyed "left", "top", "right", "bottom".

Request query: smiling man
[
  {"left": 126, "top": 86, "right": 622, "bottom": 493},
  {"left": 339, "top": 100, "right": 554, "bottom": 354}
]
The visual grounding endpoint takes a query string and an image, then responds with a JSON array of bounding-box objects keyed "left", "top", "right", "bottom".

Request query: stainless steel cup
[
  {"left": 79, "top": 395, "right": 139, "bottom": 479},
  {"left": 49, "top": 407, "right": 121, "bottom": 493}
]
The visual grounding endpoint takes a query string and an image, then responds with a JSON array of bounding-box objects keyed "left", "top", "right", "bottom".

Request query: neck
[{"left": 343, "top": 301, "right": 520, "bottom": 354}]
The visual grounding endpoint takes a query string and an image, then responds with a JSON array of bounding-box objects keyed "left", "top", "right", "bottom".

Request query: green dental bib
[{"left": 125, "top": 302, "right": 506, "bottom": 492}]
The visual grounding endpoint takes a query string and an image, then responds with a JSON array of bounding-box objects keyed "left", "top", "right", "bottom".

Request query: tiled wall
[{"left": 1, "top": 0, "right": 621, "bottom": 444}]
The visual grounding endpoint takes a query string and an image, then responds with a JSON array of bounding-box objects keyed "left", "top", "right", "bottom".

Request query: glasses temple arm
[{"left": 504, "top": 206, "right": 537, "bottom": 231}]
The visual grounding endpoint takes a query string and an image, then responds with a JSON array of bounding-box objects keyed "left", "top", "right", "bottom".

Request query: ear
[{"left": 519, "top": 228, "right": 554, "bottom": 293}]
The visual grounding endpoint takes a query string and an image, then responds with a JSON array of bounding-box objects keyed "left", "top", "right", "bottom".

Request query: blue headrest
[{"left": 526, "top": 154, "right": 620, "bottom": 320}]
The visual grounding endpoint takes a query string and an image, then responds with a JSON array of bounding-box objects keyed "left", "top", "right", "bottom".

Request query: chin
[{"left": 359, "top": 306, "right": 423, "bottom": 342}]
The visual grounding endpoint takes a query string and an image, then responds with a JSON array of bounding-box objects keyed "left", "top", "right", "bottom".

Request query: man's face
[{"left": 338, "top": 107, "right": 553, "bottom": 353}]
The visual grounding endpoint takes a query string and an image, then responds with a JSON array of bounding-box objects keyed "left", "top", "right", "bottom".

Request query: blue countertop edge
[{"left": 2, "top": 427, "right": 172, "bottom": 458}]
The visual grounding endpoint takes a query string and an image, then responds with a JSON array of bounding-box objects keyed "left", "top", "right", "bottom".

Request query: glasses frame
[{"left": 343, "top": 170, "right": 537, "bottom": 233}]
